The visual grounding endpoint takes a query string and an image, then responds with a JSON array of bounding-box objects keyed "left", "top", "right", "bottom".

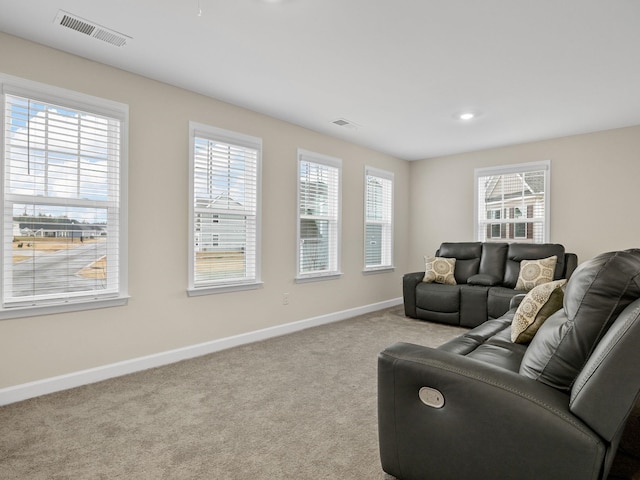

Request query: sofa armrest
[
  {"left": 378, "top": 342, "right": 605, "bottom": 480},
  {"left": 402, "top": 272, "right": 424, "bottom": 318},
  {"left": 564, "top": 253, "right": 578, "bottom": 279},
  {"left": 509, "top": 293, "right": 527, "bottom": 310},
  {"left": 467, "top": 273, "right": 501, "bottom": 286}
]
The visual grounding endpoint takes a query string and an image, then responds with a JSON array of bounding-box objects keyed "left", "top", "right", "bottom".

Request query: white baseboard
[{"left": 0, "top": 297, "right": 402, "bottom": 406}]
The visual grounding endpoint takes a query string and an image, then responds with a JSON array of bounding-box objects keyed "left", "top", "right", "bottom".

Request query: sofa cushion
[
  {"left": 415, "top": 283, "right": 460, "bottom": 313},
  {"left": 519, "top": 249, "right": 640, "bottom": 390},
  {"left": 438, "top": 316, "right": 513, "bottom": 355},
  {"left": 504, "top": 244, "right": 566, "bottom": 289},
  {"left": 515, "top": 255, "right": 557, "bottom": 291},
  {"left": 511, "top": 279, "right": 566, "bottom": 344},
  {"left": 438, "top": 313, "right": 526, "bottom": 373},
  {"left": 423, "top": 256, "right": 456, "bottom": 285},
  {"left": 467, "top": 327, "right": 527, "bottom": 373}
]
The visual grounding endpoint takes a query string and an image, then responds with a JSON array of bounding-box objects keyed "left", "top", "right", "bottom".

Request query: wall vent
[{"left": 55, "top": 10, "right": 131, "bottom": 47}]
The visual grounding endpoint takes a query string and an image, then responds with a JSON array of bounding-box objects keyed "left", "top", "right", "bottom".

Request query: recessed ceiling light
[{"left": 452, "top": 110, "right": 482, "bottom": 122}]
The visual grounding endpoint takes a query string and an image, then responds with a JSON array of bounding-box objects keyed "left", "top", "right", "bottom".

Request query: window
[
  {"left": 1, "top": 75, "right": 128, "bottom": 318},
  {"left": 364, "top": 167, "right": 393, "bottom": 272},
  {"left": 188, "top": 122, "right": 261, "bottom": 295},
  {"left": 475, "top": 161, "right": 550, "bottom": 243},
  {"left": 489, "top": 209, "right": 502, "bottom": 239},
  {"left": 297, "top": 149, "right": 341, "bottom": 281}
]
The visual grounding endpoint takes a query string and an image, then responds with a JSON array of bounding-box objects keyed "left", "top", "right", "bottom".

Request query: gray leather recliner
[
  {"left": 404, "top": 242, "right": 578, "bottom": 328},
  {"left": 379, "top": 249, "right": 640, "bottom": 480}
]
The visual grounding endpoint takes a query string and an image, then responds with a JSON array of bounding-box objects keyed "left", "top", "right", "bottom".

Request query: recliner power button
[{"left": 419, "top": 387, "right": 445, "bottom": 408}]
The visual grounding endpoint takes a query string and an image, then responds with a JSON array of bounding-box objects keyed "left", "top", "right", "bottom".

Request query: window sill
[
  {"left": 187, "top": 281, "right": 264, "bottom": 297},
  {"left": 362, "top": 266, "right": 395, "bottom": 275},
  {"left": 0, "top": 295, "right": 129, "bottom": 321},
  {"left": 295, "top": 272, "right": 343, "bottom": 284}
]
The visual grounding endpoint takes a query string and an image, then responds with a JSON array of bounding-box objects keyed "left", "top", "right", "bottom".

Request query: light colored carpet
[
  {"left": 1, "top": 306, "right": 639, "bottom": 479},
  {"left": 0, "top": 306, "right": 464, "bottom": 479}
]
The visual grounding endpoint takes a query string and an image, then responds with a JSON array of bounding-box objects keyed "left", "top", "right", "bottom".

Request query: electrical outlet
[{"left": 283, "top": 293, "right": 289, "bottom": 305}]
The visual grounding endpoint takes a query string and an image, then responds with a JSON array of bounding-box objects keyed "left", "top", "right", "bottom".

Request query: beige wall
[
  {"left": 2, "top": 31, "right": 639, "bottom": 391},
  {"left": 0, "top": 33, "right": 410, "bottom": 388},
  {"left": 409, "top": 125, "right": 640, "bottom": 271}
]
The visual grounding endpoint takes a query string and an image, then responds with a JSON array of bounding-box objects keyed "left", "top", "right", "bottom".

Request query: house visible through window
[
  {"left": 297, "top": 149, "right": 341, "bottom": 281},
  {"left": 364, "top": 167, "right": 393, "bottom": 271},
  {"left": 1, "top": 75, "right": 128, "bottom": 318},
  {"left": 188, "top": 122, "right": 261, "bottom": 295},
  {"left": 475, "top": 161, "right": 550, "bottom": 243}
]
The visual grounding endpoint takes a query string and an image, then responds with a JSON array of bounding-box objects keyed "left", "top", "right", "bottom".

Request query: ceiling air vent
[
  {"left": 55, "top": 10, "right": 131, "bottom": 47},
  {"left": 332, "top": 118, "right": 360, "bottom": 130}
]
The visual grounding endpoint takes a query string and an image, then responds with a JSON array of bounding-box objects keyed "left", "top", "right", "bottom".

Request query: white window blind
[
  {"left": 189, "top": 123, "right": 261, "bottom": 294},
  {"left": 297, "top": 150, "right": 341, "bottom": 280},
  {"left": 364, "top": 167, "right": 393, "bottom": 270},
  {"left": 2, "top": 81, "right": 127, "bottom": 314},
  {"left": 475, "top": 161, "right": 550, "bottom": 243}
]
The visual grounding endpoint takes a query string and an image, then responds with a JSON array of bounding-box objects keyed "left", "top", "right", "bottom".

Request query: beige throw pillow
[
  {"left": 511, "top": 279, "right": 566, "bottom": 344},
  {"left": 423, "top": 256, "right": 456, "bottom": 285},
  {"left": 515, "top": 255, "right": 558, "bottom": 291}
]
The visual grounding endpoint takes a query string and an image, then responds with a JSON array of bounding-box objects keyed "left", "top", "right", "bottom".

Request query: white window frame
[
  {"left": 188, "top": 122, "right": 262, "bottom": 296},
  {"left": 474, "top": 160, "right": 550, "bottom": 243},
  {"left": 0, "top": 74, "right": 128, "bottom": 320},
  {"left": 296, "top": 149, "right": 342, "bottom": 282},
  {"left": 363, "top": 166, "right": 394, "bottom": 273}
]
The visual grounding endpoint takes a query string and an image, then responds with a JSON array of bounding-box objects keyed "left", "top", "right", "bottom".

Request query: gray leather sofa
[
  {"left": 403, "top": 242, "right": 578, "bottom": 327},
  {"left": 379, "top": 249, "right": 640, "bottom": 480}
]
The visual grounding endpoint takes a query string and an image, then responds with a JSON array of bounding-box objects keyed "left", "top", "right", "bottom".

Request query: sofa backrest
[
  {"left": 503, "top": 243, "right": 566, "bottom": 289},
  {"left": 436, "top": 242, "right": 482, "bottom": 284},
  {"left": 520, "top": 249, "right": 640, "bottom": 391},
  {"left": 478, "top": 242, "right": 508, "bottom": 281},
  {"left": 437, "top": 242, "right": 573, "bottom": 288},
  {"left": 570, "top": 298, "right": 640, "bottom": 444}
]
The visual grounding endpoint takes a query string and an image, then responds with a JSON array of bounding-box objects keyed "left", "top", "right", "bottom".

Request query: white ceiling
[{"left": 1, "top": 0, "right": 639, "bottom": 160}]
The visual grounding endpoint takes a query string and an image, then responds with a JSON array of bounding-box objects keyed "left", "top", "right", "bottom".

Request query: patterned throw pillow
[
  {"left": 511, "top": 279, "right": 566, "bottom": 344},
  {"left": 423, "top": 256, "right": 457, "bottom": 285},
  {"left": 515, "top": 255, "right": 558, "bottom": 291}
]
